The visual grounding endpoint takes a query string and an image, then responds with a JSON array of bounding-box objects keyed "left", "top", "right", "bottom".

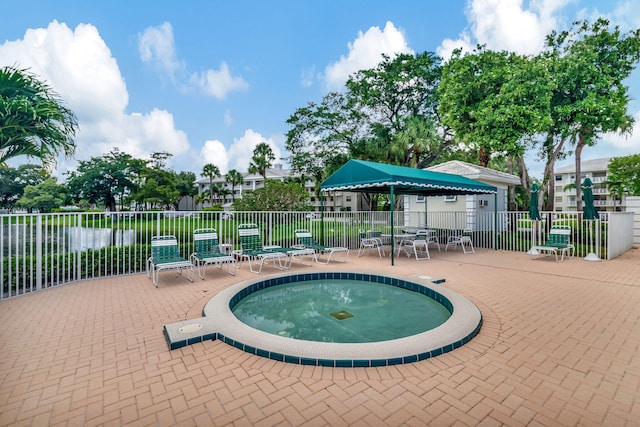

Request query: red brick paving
[{"left": 1, "top": 247, "right": 639, "bottom": 426}]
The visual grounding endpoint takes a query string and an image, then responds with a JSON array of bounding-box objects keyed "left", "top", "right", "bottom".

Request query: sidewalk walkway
[{"left": 1, "top": 247, "right": 639, "bottom": 426}]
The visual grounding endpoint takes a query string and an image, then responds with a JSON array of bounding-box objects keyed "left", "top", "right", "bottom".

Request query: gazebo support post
[
  {"left": 320, "top": 193, "right": 325, "bottom": 242},
  {"left": 390, "top": 186, "right": 395, "bottom": 266},
  {"left": 494, "top": 192, "right": 498, "bottom": 250}
]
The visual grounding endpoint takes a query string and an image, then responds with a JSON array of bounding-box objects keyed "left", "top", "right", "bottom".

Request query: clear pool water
[{"left": 231, "top": 279, "right": 451, "bottom": 343}]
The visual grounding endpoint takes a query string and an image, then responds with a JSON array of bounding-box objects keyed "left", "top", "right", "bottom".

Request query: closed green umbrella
[
  {"left": 527, "top": 183, "right": 541, "bottom": 255},
  {"left": 582, "top": 178, "right": 598, "bottom": 220},
  {"left": 529, "top": 183, "right": 541, "bottom": 221},
  {"left": 582, "top": 177, "right": 600, "bottom": 261}
]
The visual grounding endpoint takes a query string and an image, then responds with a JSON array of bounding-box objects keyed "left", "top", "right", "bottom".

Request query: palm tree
[
  {"left": 248, "top": 142, "right": 275, "bottom": 180},
  {"left": 194, "top": 189, "right": 212, "bottom": 207},
  {"left": 201, "top": 163, "right": 220, "bottom": 207},
  {"left": 0, "top": 66, "right": 78, "bottom": 167},
  {"left": 225, "top": 169, "right": 244, "bottom": 201}
]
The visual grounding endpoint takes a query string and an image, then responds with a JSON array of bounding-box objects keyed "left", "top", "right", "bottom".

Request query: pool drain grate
[{"left": 330, "top": 310, "right": 354, "bottom": 320}]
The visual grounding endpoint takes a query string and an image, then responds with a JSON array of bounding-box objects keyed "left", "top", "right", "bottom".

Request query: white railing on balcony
[{"left": 0, "top": 209, "right": 631, "bottom": 300}]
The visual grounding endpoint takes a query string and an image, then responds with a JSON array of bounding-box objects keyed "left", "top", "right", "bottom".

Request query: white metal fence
[{"left": 0, "top": 209, "right": 631, "bottom": 300}]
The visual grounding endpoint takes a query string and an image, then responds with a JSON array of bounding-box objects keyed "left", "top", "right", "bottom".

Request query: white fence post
[{"left": 36, "top": 215, "right": 42, "bottom": 291}]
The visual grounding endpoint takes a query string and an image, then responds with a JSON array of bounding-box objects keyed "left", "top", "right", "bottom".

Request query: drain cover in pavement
[{"left": 178, "top": 323, "right": 204, "bottom": 334}]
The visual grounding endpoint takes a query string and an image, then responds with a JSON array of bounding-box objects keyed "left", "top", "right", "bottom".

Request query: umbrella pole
[
  {"left": 584, "top": 219, "right": 601, "bottom": 261},
  {"left": 527, "top": 219, "right": 539, "bottom": 255}
]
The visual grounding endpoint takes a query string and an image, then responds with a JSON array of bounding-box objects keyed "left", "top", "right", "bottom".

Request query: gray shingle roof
[
  {"left": 426, "top": 160, "right": 521, "bottom": 185},
  {"left": 554, "top": 157, "right": 611, "bottom": 174}
]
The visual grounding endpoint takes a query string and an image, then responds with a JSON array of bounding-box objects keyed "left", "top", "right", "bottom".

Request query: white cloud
[
  {"left": 612, "top": 0, "right": 640, "bottom": 30},
  {"left": 199, "top": 139, "right": 230, "bottom": 175},
  {"left": 323, "top": 21, "right": 414, "bottom": 91},
  {"left": 437, "top": 0, "right": 573, "bottom": 58},
  {"left": 0, "top": 20, "right": 191, "bottom": 175},
  {"left": 300, "top": 66, "right": 315, "bottom": 87},
  {"left": 223, "top": 110, "right": 233, "bottom": 127},
  {"left": 226, "top": 129, "right": 282, "bottom": 173},
  {"left": 139, "top": 22, "right": 248, "bottom": 99},
  {"left": 437, "top": 31, "right": 474, "bottom": 61},
  {"left": 138, "top": 22, "right": 184, "bottom": 80},
  {"left": 190, "top": 62, "right": 249, "bottom": 99},
  {"left": 602, "top": 111, "right": 640, "bottom": 151}
]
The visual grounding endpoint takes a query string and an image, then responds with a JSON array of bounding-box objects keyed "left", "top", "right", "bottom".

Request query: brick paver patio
[{"left": 1, "top": 247, "right": 639, "bottom": 426}]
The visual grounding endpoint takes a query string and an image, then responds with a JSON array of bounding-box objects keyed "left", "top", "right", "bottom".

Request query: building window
[
  {"left": 444, "top": 195, "right": 457, "bottom": 202},
  {"left": 555, "top": 175, "right": 562, "bottom": 181},
  {"left": 555, "top": 196, "right": 562, "bottom": 203},
  {"left": 416, "top": 195, "right": 425, "bottom": 203},
  {"left": 555, "top": 186, "right": 563, "bottom": 192}
]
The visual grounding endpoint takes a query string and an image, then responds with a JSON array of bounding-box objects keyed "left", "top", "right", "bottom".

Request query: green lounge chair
[
  {"left": 147, "top": 235, "right": 194, "bottom": 287},
  {"left": 237, "top": 224, "right": 289, "bottom": 273},
  {"left": 295, "top": 229, "right": 348, "bottom": 264},
  {"left": 190, "top": 228, "right": 237, "bottom": 279},
  {"left": 532, "top": 226, "right": 574, "bottom": 262}
]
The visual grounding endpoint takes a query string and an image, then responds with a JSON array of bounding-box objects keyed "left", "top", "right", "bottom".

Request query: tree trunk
[
  {"left": 575, "top": 134, "right": 586, "bottom": 214},
  {"left": 541, "top": 134, "right": 568, "bottom": 211},
  {"left": 542, "top": 158, "right": 555, "bottom": 211},
  {"left": 478, "top": 146, "right": 490, "bottom": 167},
  {"left": 507, "top": 157, "right": 516, "bottom": 210}
]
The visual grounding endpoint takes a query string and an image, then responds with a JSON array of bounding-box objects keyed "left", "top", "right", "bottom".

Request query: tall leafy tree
[
  {"left": 286, "top": 92, "right": 364, "bottom": 199},
  {"left": 439, "top": 47, "right": 553, "bottom": 168},
  {"left": 607, "top": 154, "right": 640, "bottom": 197},
  {"left": 174, "top": 171, "right": 197, "bottom": 210},
  {"left": 346, "top": 52, "right": 446, "bottom": 168},
  {"left": 66, "top": 148, "right": 138, "bottom": 211},
  {"left": 201, "top": 163, "right": 220, "bottom": 206},
  {"left": 17, "top": 178, "right": 66, "bottom": 213},
  {"left": 0, "top": 164, "right": 49, "bottom": 209},
  {"left": 248, "top": 142, "right": 275, "bottom": 180},
  {"left": 0, "top": 66, "right": 78, "bottom": 168},
  {"left": 135, "top": 152, "right": 179, "bottom": 209},
  {"left": 286, "top": 52, "right": 446, "bottom": 210},
  {"left": 544, "top": 19, "right": 640, "bottom": 211},
  {"left": 232, "top": 180, "right": 310, "bottom": 211},
  {"left": 225, "top": 169, "right": 244, "bottom": 201}
]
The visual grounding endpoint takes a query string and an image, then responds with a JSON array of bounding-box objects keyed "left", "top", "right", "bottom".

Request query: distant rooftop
[
  {"left": 555, "top": 157, "right": 612, "bottom": 174},
  {"left": 426, "top": 160, "right": 521, "bottom": 186}
]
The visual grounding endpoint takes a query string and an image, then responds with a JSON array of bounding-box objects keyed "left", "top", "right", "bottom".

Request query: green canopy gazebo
[{"left": 320, "top": 160, "right": 498, "bottom": 265}]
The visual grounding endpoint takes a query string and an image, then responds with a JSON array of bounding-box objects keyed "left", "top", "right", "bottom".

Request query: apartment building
[
  {"left": 553, "top": 157, "right": 622, "bottom": 212},
  {"left": 193, "top": 165, "right": 360, "bottom": 212}
]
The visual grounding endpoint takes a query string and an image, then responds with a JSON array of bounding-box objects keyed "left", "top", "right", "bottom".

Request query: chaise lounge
[
  {"left": 147, "top": 235, "right": 195, "bottom": 287},
  {"left": 295, "top": 229, "right": 349, "bottom": 264},
  {"left": 190, "top": 228, "right": 237, "bottom": 279},
  {"left": 531, "top": 226, "right": 574, "bottom": 262}
]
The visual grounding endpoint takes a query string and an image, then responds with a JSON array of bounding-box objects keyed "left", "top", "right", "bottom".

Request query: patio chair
[
  {"left": 190, "top": 228, "right": 237, "bottom": 279},
  {"left": 445, "top": 227, "right": 475, "bottom": 254},
  {"left": 531, "top": 226, "right": 574, "bottom": 262},
  {"left": 237, "top": 224, "right": 290, "bottom": 273},
  {"left": 397, "top": 229, "right": 440, "bottom": 260},
  {"left": 358, "top": 229, "right": 385, "bottom": 258},
  {"left": 147, "top": 235, "right": 194, "bottom": 287},
  {"left": 295, "top": 229, "right": 349, "bottom": 264}
]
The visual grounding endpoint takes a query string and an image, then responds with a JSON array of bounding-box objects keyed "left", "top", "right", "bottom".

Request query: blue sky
[{"left": 1, "top": 0, "right": 639, "bottom": 180}]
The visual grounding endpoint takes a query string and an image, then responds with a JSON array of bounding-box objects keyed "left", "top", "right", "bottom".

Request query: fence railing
[{"left": 1, "top": 209, "right": 631, "bottom": 300}]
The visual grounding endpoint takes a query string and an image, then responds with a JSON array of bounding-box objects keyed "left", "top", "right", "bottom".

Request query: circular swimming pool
[
  {"left": 231, "top": 279, "right": 451, "bottom": 343},
  {"left": 197, "top": 272, "right": 482, "bottom": 367}
]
